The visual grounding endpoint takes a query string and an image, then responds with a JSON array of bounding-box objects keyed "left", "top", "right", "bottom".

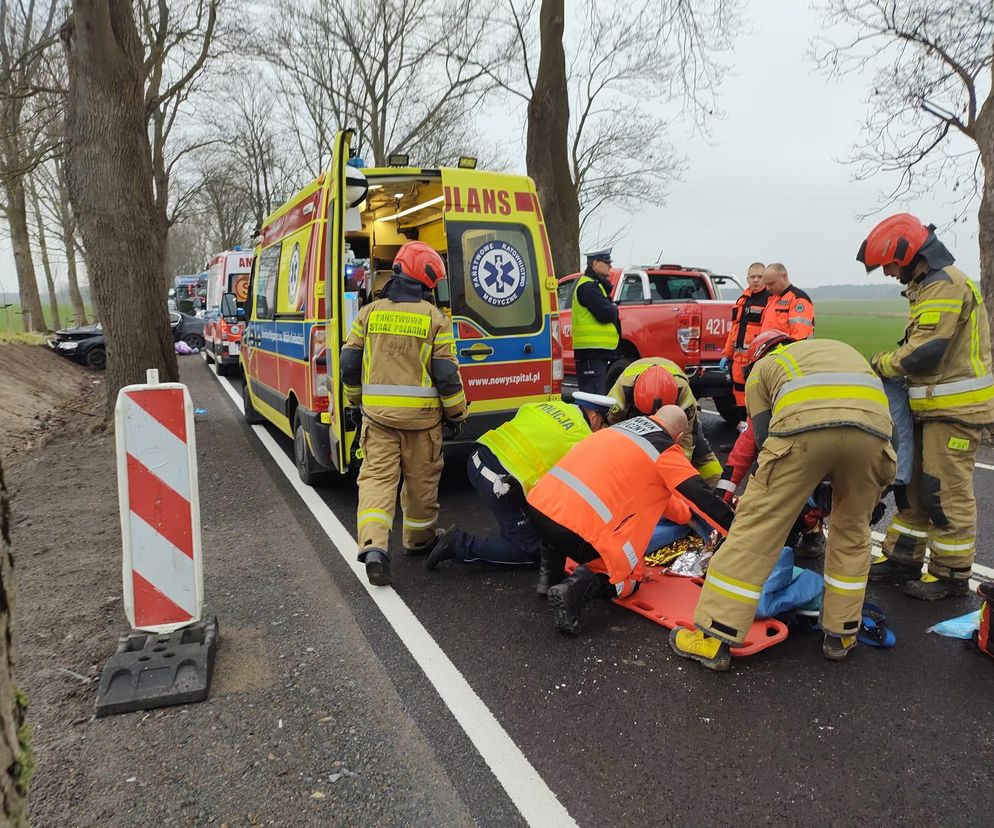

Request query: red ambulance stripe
[
  {"left": 514, "top": 192, "right": 534, "bottom": 212},
  {"left": 127, "top": 454, "right": 194, "bottom": 559},
  {"left": 126, "top": 388, "right": 187, "bottom": 442},
  {"left": 133, "top": 570, "right": 192, "bottom": 628}
]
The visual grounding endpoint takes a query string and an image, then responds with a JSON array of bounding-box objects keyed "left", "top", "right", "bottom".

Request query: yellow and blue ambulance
[{"left": 238, "top": 130, "right": 564, "bottom": 483}]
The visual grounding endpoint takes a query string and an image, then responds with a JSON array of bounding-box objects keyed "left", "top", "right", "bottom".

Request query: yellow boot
[{"left": 669, "top": 628, "right": 731, "bottom": 672}]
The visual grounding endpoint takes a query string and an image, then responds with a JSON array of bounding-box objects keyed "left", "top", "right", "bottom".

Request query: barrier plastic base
[
  {"left": 620, "top": 571, "right": 787, "bottom": 657},
  {"left": 95, "top": 617, "right": 220, "bottom": 717}
]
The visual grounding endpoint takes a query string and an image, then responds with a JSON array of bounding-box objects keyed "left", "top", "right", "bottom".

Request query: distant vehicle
[
  {"left": 558, "top": 265, "right": 743, "bottom": 424},
  {"left": 48, "top": 323, "right": 106, "bottom": 369},
  {"left": 173, "top": 272, "right": 207, "bottom": 315},
  {"left": 203, "top": 248, "right": 252, "bottom": 375},
  {"left": 171, "top": 311, "right": 205, "bottom": 350}
]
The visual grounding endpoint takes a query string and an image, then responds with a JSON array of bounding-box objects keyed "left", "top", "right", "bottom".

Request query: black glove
[
  {"left": 444, "top": 419, "right": 463, "bottom": 439},
  {"left": 344, "top": 407, "right": 363, "bottom": 430},
  {"left": 870, "top": 500, "right": 887, "bottom": 526}
]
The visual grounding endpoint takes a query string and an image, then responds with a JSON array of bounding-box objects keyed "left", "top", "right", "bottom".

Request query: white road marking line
[
  {"left": 975, "top": 461, "right": 994, "bottom": 471},
  {"left": 205, "top": 363, "right": 575, "bottom": 828}
]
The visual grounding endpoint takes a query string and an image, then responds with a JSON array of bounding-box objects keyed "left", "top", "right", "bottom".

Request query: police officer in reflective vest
[
  {"left": 425, "top": 395, "right": 611, "bottom": 580},
  {"left": 859, "top": 214, "right": 994, "bottom": 600},
  {"left": 671, "top": 336, "right": 896, "bottom": 670},
  {"left": 341, "top": 241, "right": 468, "bottom": 586},
  {"left": 572, "top": 248, "right": 620, "bottom": 395},
  {"left": 759, "top": 263, "right": 815, "bottom": 340},
  {"left": 720, "top": 262, "right": 772, "bottom": 408},
  {"left": 606, "top": 358, "right": 723, "bottom": 486},
  {"left": 527, "top": 405, "right": 735, "bottom": 635}
]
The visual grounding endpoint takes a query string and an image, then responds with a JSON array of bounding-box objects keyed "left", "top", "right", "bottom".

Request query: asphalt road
[{"left": 193, "top": 361, "right": 994, "bottom": 826}]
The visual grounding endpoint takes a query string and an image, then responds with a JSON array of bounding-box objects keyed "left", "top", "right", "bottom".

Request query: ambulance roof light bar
[{"left": 458, "top": 156, "right": 477, "bottom": 169}]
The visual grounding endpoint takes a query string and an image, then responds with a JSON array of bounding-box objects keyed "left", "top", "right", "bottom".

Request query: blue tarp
[{"left": 756, "top": 547, "right": 823, "bottom": 618}]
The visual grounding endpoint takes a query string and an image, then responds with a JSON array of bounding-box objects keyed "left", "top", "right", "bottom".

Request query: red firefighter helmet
[
  {"left": 856, "top": 213, "right": 931, "bottom": 273},
  {"left": 394, "top": 241, "right": 446, "bottom": 288},
  {"left": 633, "top": 366, "right": 679, "bottom": 414},
  {"left": 747, "top": 330, "right": 792, "bottom": 365}
]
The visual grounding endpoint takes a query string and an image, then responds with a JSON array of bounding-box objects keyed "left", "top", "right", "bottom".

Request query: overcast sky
[{"left": 0, "top": 1, "right": 984, "bottom": 296}]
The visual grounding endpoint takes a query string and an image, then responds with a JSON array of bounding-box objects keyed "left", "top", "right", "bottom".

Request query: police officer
[
  {"left": 572, "top": 248, "right": 620, "bottom": 394},
  {"left": 606, "top": 358, "right": 723, "bottom": 486},
  {"left": 720, "top": 262, "right": 772, "bottom": 408},
  {"left": 858, "top": 214, "right": 994, "bottom": 599},
  {"left": 527, "top": 405, "right": 735, "bottom": 635},
  {"left": 425, "top": 394, "right": 610, "bottom": 577},
  {"left": 759, "top": 263, "right": 815, "bottom": 340},
  {"left": 670, "top": 336, "right": 896, "bottom": 670},
  {"left": 341, "top": 241, "right": 468, "bottom": 586}
]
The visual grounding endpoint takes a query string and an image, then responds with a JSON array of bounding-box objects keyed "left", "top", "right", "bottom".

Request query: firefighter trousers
[
  {"left": 356, "top": 419, "right": 444, "bottom": 557},
  {"left": 882, "top": 420, "right": 981, "bottom": 580},
  {"left": 695, "top": 427, "right": 896, "bottom": 643}
]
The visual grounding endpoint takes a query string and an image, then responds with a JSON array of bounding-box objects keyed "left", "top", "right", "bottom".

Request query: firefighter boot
[
  {"left": 903, "top": 573, "right": 970, "bottom": 601},
  {"left": 868, "top": 555, "right": 920, "bottom": 584},
  {"left": 546, "top": 566, "right": 613, "bottom": 635},
  {"left": 536, "top": 543, "right": 566, "bottom": 598},
  {"left": 823, "top": 633, "right": 857, "bottom": 661},
  {"left": 361, "top": 548, "right": 391, "bottom": 587},
  {"left": 668, "top": 628, "right": 731, "bottom": 672},
  {"left": 426, "top": 526, "right": 462, "bottom": 571},
  {"left": 405, "top": 528, "right": 444, "bottom": 557}
]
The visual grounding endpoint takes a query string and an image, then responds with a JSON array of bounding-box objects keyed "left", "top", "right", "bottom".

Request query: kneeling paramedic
[
  {"left": 341, "top": 241, "right": 468, "bottom": 587},
  {"left": 858, "top": 214, "right": 994, "bottom": 600},
  {"left": 526, "top": 405, "right": 735, "bottom": 635},
  {"left": 425, "top": 393, "right": 612, "bottom": 575},
  {"left": 671, "top": 336, "right": 896, "bottom": 671},
  {"left": 607, "top": 357, "right": 723, "bottom": 486}
]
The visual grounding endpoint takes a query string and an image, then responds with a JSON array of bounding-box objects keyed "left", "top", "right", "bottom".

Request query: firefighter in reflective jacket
[
  {"left": 759, "top": 263, "right": 815, "bottom": 340},
  {"left": 341, "top": 241, "right": 468, "bottom": 586},
  {"left": 425, "top": 396, "right": 608, "bottom": 583},
  {"left": 671, "top": 336, "right": 896, "bottom": 670},
  {"left": 858, "top": 214, "right": 994, "bottom": 600},
  {"left": 606, "top": 358, "right": 723, "bottom": 486},
  {"left": 720, "top": 262, "right": 772, "bottom": 406},
  {"left": 526, "top": 405, "right": 735, "bottom": 635},
  {"left": 572, "top": 248, "right": 620, "bottom": 395}
]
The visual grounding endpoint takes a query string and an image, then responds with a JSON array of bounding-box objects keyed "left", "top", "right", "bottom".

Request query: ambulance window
[
  {"left": 446, "top": 222, "right": 541, "bottom": 336},
  {"left": 557, "top": 281, "right": 574, "bottom": 310},
  {"left": 254, "top": 244, "right": 280, "bottom": 320}
]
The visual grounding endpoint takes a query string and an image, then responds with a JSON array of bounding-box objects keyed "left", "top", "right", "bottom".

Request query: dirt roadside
[{"left": 6, "top": 364, "right": 473, "bottom": 826}]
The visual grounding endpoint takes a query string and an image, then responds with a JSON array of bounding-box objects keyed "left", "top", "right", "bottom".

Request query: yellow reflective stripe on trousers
[
  {"left": 403, "top": 515, "right": 436, "bottom": 529},
  {"left": 824, "top": 571, "right": 867, "bottom": 594},
  {"left": 889, "top": 519, "right": 928, "bottom": 538},
  {"left": 703, "top": 570, "right": 762, "bottom": 605},
  {"left": 929, "top": 537, "right": 975, "bottom": 553},
  {"left": 358, "top": 509, "right": 393, "bottom": 529},
  {"left": 773, "top": 372, "right": 887, "bottom": 414}
]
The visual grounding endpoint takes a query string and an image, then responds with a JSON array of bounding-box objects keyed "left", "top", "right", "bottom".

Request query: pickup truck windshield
[{"left": 617, "top": 272, "right": 712, "bottom": 303}]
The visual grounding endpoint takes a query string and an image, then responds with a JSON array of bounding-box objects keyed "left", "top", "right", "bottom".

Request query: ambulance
[
  {"left": 204, "top": 248, "right": 253, "bottom": 375},
  {"left": 235, "top": 130, "right": 564, "bottom": 484}
]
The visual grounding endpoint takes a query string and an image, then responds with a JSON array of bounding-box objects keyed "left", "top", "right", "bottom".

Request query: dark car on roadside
[
  {"left": 170, "top": 310, "right": 205, "bottom": 350},
  {"left": 48, "top": 323, "right": 106, "bottom": 369}
]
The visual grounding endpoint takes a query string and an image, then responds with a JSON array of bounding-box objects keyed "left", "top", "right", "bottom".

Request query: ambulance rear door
[{"left": 441, "top": 169, "right": 558, "bottom": 436}]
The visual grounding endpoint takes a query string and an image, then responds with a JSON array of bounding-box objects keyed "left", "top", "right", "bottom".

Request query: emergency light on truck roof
[
  {"left": 376, "top": 195, "right": 445, "bottom": 222},
  {"left": 458, "top": 156, "right": 478, "bottom": 169},
  {"left": 388, "top": 153, "right": 409, "bottom": 167}
]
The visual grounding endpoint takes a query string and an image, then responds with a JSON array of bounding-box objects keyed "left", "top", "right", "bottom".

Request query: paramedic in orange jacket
[
  {"left": 720, "top": 262, "right": 771, "bottom": 407},
  {"left": 526, "top": 405, "right": 736, "bottom": 635},
  {"left": 759, "top": 263, "right": 815, "bottom": 340}
]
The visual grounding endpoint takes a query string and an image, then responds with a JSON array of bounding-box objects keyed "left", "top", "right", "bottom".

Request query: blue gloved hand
[{"left": 718, "top": 356, "right": 730, "bottom": 371}]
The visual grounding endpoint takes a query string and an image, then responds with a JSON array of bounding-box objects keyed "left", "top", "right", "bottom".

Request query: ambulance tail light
[
  {"left": 677, "top": 308, "right": 701, "bottom": 356},
  {"left": 551, "top": 316, "right": 564, "bottom": 396},
  {"left": 310, "top": 326, "right": 329, "bottom": 412}
]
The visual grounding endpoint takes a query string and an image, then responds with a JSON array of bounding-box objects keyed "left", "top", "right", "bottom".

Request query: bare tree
[
  {"left": 814, "top": 1, "right": 994, "bottom": 317},
  {"left": 62, "top": 0, "right": 179, "bottom": 420},
  {"left": 26, "top": 172, "right": 61, "bottom": 330},
  {"left": 263, "top": 0, "right": 506, "bottom": 171},
  {"left": 0, "top": 0, "right": 60, "bottom": 331}
]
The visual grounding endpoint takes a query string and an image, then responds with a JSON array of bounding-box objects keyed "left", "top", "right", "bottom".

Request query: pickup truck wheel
[
  {"left": 242, "top": 380, "right": 264, "bottom": 425},
  {"left": 713, "top": 394, "right": 744, "bottom": 427},
  {"left": 293, "top": 409, "right": 328, "bottom": 486},
  {"left": 605, "top": 358, "right": 632, "bottom": 390}
]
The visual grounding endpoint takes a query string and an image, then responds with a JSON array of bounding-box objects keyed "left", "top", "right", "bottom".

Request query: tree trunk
[
  {"left": 526, "top": 0, "right": 581, "bottom": 277},
  {"left": 976, "top": 95, "right": 994, "bottom": 349},
  {"left": 62, "top": 0, "right": 179, "bottom": 421},
  {"left": 3, "top": 177, "right": 47, "bottom": 332},
  {"left": 29, "top": 180, "right": 63, "bottom": 331},
  {"left": 0, "top": 459, "right": 29, "bottom": 827}
]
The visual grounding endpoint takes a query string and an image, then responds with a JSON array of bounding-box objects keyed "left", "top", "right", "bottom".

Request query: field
[
  {"left": 0, "top": 302, "right": 92, "bottom": 334},
  {"left": 814, "top": 299, "right": 907, "bottom": 358}
]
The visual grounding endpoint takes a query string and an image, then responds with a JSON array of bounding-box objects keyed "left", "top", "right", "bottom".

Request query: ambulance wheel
[
  {"left": 243, "top": 380, "right": 264, "bottom": 425},
  {"left": 294, "top": 410, "right": 327, "bottom": 486},
  {"left": 216, "top": 356, "right": 232, "bottom": 377},
  {"left": 713, "top": 394, "right": 743, "bottom": 427}
]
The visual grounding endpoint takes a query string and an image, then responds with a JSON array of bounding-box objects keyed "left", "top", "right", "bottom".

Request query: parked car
[
  {"left": 48, "top": 323, "right": 106, "bottom": 369},
  {"left": 558, "top": 264, "right": 743, "bottom": 424},
  {"left": 171, "top": 311, "right": 205, "bottom": 350}
]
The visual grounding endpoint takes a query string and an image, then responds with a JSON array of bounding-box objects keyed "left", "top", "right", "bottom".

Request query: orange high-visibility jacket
[{"left": 760, "top": 284, "right": 815, "bottom": 341}]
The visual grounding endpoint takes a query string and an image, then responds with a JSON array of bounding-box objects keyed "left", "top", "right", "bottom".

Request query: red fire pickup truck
[{"left": 558, "top": 264, "right": 743, "bottom": 423}]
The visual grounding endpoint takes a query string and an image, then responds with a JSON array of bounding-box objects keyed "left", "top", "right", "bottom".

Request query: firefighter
[
  {"left": 341, "top": 241, "right": 468, "bottom": 587},
  {"left": 572, "top": 248, "right": 620, "bottom": 395},
  {"left": 670, "top": 335, "right": 896, "bottom": 670},
  {"left": 424, "top": 394, "right": 611, "bottom": 580},
  {"left": 858, "top": 214, "right": 994, "bottom": 599},
  {"left": 759, "top": 263, "right": 815, "bottom": 340},
  {"left": 720, "top": 262, "right": 772, "bottom": 408},
  {"left": 526, "top": 405, "right": 735, "bottom": 635},
  {"left": 606, "top": 358, "right": 723, "bottom": 486}
]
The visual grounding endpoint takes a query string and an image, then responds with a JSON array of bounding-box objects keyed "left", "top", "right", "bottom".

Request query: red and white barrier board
[{"left": 115, "top": 370, "right": 203, "bottom": 633}]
